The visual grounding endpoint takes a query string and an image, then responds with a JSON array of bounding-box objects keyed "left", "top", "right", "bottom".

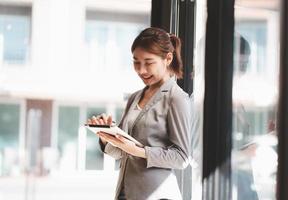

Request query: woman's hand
[
  {"left": 86, "top": 113, "right": 113, "bottom": 145},
  {"left": 97, "top": 132, "right": 146, "bottom": 158}
]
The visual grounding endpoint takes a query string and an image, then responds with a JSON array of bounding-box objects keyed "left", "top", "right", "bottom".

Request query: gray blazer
[{"left": 100, "top": 77, "right": 192, "bottom": 200}]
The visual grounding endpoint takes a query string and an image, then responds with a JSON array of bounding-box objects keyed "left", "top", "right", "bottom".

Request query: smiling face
[{"left": 133, "top": 47, "right": 172, "bottom": 87}]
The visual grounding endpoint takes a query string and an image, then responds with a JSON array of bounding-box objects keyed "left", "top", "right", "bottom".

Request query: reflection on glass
[{"left": 232, "top": 1, "right": 279, "bottom": 200}]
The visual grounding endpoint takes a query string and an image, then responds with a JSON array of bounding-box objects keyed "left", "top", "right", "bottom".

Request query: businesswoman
[{"left": 87, "top": 27, "right": 191, "bottom": 200}]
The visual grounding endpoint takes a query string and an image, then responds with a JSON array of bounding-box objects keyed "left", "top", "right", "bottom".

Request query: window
[
  {"left": 0, "top": 103, "right": 20, "bottom": 176},
  {"left": 0, "top": 6, "right": 31, "bottom": 64},
  {"left": 235, "top": 21, "right": 267, "bottom": 74},
  {"left": 57, "top": 106, "right": 80, "bottom": 170},
  {"left": 85, "top": 10, "right": 149, "bottom": 71},
  {"left": 232, "top": 3, "right": 279, "bottom": 200},
  {"left": 55, "top": 105, "right": 108, "bottom": 171}
]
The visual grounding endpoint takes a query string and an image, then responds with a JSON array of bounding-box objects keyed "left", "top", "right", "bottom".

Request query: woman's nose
[{"left": 137, "top": 65, "right": 147, "bottom": 74}]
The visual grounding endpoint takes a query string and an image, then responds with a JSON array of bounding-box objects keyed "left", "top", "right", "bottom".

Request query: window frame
[{"left": 276, "top": 0, "right": 288, "bottom": 198}]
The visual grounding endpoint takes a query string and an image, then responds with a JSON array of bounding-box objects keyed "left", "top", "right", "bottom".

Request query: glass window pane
[
  {"left": 0, "top": 103, "right": 20, "bottom": 176},
  {"left": 0, "top": 6, "right": 31, "bottom": 64},
  {"left": 57, "top": 106, "right": 80, "bottom": 170},
  {"left": 235, "top": 21, "right": 267, "bottom": 74},
  {"left": 85, "top": 12, "right": 147, "bottom": 71},
  {"left": 232, "top": 1, "right": 280, "bottom": 200},
  {"left": 0, "top": 104, "right": 20, "bottom": 148}
]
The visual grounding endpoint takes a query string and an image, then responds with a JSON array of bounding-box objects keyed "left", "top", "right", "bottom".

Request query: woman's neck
[
  {"left": 139, "top": 75, "right": 171, "bottom": 109},
  {"left": 148, "top": 74, "right": 171, "bottom": 92}
]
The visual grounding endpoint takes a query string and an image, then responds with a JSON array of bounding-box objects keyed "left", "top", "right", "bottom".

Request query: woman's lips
[{"left": 142, "top": 75, "right": 153, "bottom": 80}]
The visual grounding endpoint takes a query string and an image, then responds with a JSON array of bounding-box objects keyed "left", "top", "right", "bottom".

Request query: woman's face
[{"left": 132, "top": 47, "right": 172, "bottom": 87}]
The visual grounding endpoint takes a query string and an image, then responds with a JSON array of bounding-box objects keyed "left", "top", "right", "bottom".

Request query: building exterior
[{"left": 0, "top": 1, "right": 150, "bottom": 199}]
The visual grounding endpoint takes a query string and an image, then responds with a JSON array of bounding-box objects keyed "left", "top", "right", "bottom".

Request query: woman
[{"left": 87, "top": 27, "right": 191, "bottom": 200}]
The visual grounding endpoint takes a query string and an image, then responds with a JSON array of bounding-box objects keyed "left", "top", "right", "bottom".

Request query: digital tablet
[{"left": 85, "top": 124, "right": 144, "bottom": 147}]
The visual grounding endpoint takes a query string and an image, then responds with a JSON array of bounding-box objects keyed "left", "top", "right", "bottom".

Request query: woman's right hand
[{"left": 86, "top": 114, "right": 113, "bottom": 145}]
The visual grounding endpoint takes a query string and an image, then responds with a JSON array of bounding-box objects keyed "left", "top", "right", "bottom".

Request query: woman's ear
[{"left": 166, "top": 52, "right": 173, "bottom": 66}]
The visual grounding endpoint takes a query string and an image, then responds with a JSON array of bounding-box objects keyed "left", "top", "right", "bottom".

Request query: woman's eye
[{"left": 146, "top": 62, "right": 154, "bottom": 66}]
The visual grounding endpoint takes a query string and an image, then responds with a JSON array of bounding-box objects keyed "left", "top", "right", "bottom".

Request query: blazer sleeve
[
  {"left": 99, "top": 141, "right": 124, "bottom": 160},
  {"left": 145, "top": 89, "right": 192, "bottom": 169}
]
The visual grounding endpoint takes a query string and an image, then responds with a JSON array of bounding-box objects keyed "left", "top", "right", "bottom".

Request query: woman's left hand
[{"left": 97, "top": 132, "right": 146, "bottom": 158}]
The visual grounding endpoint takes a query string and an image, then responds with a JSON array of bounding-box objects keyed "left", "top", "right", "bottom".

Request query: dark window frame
[
  {"left": 277, "top": 0, "right": 288, "bottom": 199},
  {"left": 151, "top": 1, "right": 196, "bottom": 199},
  {"left": 202, "top": 0, "right": 235, "bottom": 199}
]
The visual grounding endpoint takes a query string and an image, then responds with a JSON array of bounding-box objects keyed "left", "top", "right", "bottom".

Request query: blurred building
[{"left": 0, "top": 0, "right": 150, "bottom": 199}]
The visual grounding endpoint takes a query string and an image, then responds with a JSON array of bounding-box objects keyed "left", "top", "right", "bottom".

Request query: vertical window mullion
[
  {"left": 177, "top": 1, "right": 196, "bottom": 200},
  {"left": 177, "top": 0, "right": 195, "bottom": 96},
  {"left": 202, "top": 0, "right": 235, "bottom": 199},
  {"left": 277, "top": 0, "right": 288, "bottom": 199}
]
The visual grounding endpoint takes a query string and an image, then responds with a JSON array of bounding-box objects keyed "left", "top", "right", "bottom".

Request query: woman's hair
[{"left": 131, "top": 27, "right": 183, "bottom": 79}]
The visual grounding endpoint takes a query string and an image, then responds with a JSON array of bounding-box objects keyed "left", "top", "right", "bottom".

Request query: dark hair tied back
[{"left": 131, "top": 27, "right": 183, "bottom": 79}]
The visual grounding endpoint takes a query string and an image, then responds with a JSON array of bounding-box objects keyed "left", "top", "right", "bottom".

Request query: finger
[
  {"left": 115, "top": 134, "right": 125, "bottom": 142},
  {"left": 107, "top": 115, "right": 113, "bottom": 126},
  {"left": 99, "top": 132, "right": 124, "bottom": 144},
  {"left": 96, "top": 114, "right": 105, "bottom": 125},
  {"left": 87, "top": 119, "right": 92, "bottom": 124},
  {"left": 101, "top": 113, "right": 108, "bottom": 124},
  {"left": 95, "top": 118, "right": 104, "bottom": 125},
  {"left": 91, "top": 116, "right": 97, "bottom": 124},
  {"left": 97, "top": 133, "right": 109, "bottom": 142},
  {"left": 98, "top": 132, "right": 113, "bottom": 140}
]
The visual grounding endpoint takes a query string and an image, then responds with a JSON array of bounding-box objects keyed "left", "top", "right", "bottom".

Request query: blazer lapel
[
  {"left": 121, "top": 91, "right": 142, "bottom": 133},
  {"left": 129, "top": 77, "right": 176, "bottom": 136}
]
